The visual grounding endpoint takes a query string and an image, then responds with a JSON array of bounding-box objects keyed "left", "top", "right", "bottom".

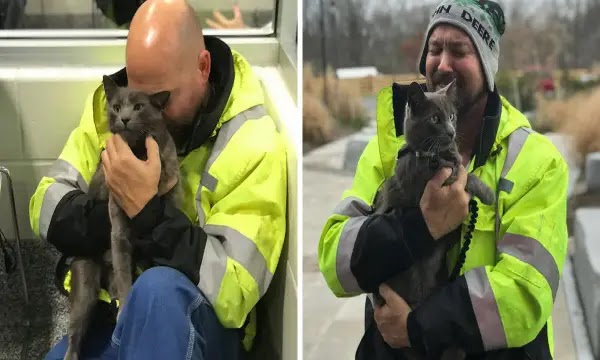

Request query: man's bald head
[{"left": 125, "top": 0, "right": 212, "bottom": 126}]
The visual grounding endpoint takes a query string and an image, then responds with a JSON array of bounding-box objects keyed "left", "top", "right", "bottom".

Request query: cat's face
[
  {"left": 102, "top": 75, "right": 170, "bottom": 146},
  {"left": 404, "top": 80, "right": 458, "bottom": 151}
]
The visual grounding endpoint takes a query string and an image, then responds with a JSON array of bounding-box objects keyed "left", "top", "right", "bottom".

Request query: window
[{"left": 0, "top": 0, "right": 276, "bottom": 37}]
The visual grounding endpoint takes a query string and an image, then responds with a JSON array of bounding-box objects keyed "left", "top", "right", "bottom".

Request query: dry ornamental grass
[
  {"left": 537, "top": 89, "right": 600, "bottom": 158},
  {"left": 303, "top": 65, "right": 369, "bottom": 148}
]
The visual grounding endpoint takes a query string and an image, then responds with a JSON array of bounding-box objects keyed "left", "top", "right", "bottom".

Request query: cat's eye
[
  {"left": 113, "top": 104, "right": 120, "bottom": 112},
  {"left": 449, "top": 113, "right": 456, "bottom": 121},
  {"left": 133, "top": 103, "right": 143, "bottom": 111},
  {"left": 430, "top": 115, "right": 440, "bottom": 123}
]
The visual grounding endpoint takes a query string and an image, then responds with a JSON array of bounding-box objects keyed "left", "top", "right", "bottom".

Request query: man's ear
[
  {"left": 199, "top": 49, "right": 211, "bottom": 83},
  {"left": 149, "top": 91, "right": 171, "bottom": 109}
]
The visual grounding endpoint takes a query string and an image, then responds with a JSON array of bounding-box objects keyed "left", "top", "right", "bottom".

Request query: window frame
[
  {"left": 0, "top": 0, "right": 279, "bottom": 39},
  {"left": 0, "top": 0, "right": 296, "bottom": 102},
  {"left": 0, "top": 27, "right": 275, "bottom": 39}
]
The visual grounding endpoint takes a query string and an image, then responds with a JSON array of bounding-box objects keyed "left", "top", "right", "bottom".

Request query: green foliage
[
  {"left": 562, "top": 77, "right": 600, "bottom": 97},
  {"left": 495, "top": 71, "right": 517, "bottom": 104},
  {"left": 517, "top": 72, "right": 538, "bottom": 112},
  {"left": 495, "top": 71, "right": 537, "bottom": 112}
]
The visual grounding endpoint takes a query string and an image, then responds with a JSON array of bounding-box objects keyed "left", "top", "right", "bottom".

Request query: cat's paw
[
  {"left": 159, "top": 176, "right": 179, "bottom": 196},
  {"left": 466, "top": 174, "right": 495, "bottom": 205},
  {"left": 441, "top": 173, "right": 458, "bottom": 187},
  {"left": 475, "top": 186, "right": 495, "bottom": 205}
]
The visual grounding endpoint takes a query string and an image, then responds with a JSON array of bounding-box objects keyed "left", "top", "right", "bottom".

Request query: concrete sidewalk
[
  {"left": 302, "top": 132, "right": 579, "bottom": 360},
  {"left": 303, "top": 168, "right": 363, "bottom": 360}
]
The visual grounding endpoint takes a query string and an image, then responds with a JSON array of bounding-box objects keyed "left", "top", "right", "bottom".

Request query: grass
[{"left": 303, "top": 65, "right": 369, "bottom": 151}]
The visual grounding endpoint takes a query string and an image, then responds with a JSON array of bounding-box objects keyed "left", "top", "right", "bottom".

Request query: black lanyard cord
[{"left": 450, "top": 199, "right": 478, "bottom": 281}]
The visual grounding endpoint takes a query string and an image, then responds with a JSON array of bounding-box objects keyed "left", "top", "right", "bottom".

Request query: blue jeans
[{"left": 44, "top": 266, "right": 244, "bottom": 360}]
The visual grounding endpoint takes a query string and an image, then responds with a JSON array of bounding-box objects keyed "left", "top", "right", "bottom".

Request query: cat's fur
[
  {"left": 64, "top": 75, "right": 181, "bottom": 360},
  {"left": 371, "top": 80, "right": 495, "bottom": 360}
]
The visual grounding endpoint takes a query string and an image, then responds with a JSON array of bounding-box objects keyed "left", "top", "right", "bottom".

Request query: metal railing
[{"left": 0, "top": 165, "right": 29, "bottom": 305}]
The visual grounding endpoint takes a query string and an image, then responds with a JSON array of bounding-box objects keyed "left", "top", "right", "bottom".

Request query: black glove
[{"left": 47, "top": 191, "right": 111, "bottom": 258}]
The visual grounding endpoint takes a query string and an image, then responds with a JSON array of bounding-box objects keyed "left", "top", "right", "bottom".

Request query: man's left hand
[
  {"left": 102, "top": 135, "right": 161, "bottom": 218},
  {"left": 374, "top": 283, "right": 412, "bottom": 349}
]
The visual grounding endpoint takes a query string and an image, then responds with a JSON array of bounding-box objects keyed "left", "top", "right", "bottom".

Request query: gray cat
[
  {"left": 64, "top": 75, "right": 181, "bottom": 360},
  {"left": 371, "top": 80, "right": 494, "bottom": 360}
]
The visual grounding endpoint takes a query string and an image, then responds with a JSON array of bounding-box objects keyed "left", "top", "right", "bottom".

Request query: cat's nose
[{"left": 121, "top": 118, "right": 130, "bottom": 126}]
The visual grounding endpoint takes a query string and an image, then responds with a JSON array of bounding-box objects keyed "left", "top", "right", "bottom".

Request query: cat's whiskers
[
  {"left": 419, "top": 137, "right": 440, "bottom": 158},
  {"left": 428, "top": 136, "right": 443, "bottom": 154}
]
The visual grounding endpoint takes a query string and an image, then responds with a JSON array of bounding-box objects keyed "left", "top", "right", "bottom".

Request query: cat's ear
[
  {"left": 149, "top": 91, "right": 171, "bottom": 110},
  {"left": 407, "top": 82, "right": 426, "bottom": 112},
  {"left": 102, "top": 75, "right": 118, "bottom": 100},
  {"left": 443, "top": 78, "right": 458, "bottom": 100}
]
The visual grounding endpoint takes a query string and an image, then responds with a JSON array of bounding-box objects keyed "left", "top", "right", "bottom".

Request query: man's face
[
  {"left": 425, "top": 24, "right": 486, "bottom": 114},
  {"left": 160, "top": 73, "right": 206, "bottom": 126},
  {"left": 127, "top": 63, "right": 206, "bottom": 127}
]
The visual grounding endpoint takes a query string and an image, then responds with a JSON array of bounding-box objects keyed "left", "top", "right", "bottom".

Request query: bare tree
[{"left": 303, "top": 0, "right": 597, "bottom": 75}]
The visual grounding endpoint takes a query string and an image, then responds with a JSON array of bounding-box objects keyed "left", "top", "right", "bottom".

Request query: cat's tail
[{"left": 466, "top": 174, "right": 495, "bottom": 205}]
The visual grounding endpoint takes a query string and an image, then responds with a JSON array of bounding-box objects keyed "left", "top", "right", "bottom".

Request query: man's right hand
[{"left": 420, "top": 166, "right": 470, "bottom": 240}]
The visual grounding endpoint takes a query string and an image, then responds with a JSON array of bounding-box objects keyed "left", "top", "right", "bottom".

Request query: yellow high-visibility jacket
[
  {"left": 29, "top": 36, "right": 287, "bottom": 351},
  {"left": 319, "top": 83, "right": 568, "bottom": 358}
]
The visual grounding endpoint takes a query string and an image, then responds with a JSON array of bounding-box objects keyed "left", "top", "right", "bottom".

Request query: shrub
[
  {"left": 328, "top": 80, "right": 369, "bottom": 130},
  {"left": 303, "top": 93, "right": 334, "bottom": 146},
  {"left": 537, "top": 87, "right": 600, "bottom": 158},
  {"left": 303, "top": 65, "right": 370, "bottom": 146},
  {"left": 495, "top": 71, "right": 545, "bottom": 112}
]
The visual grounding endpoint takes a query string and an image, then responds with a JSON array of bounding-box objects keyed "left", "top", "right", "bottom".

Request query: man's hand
[
  {"left": 206, "top": 5, "right": 246, "bottom": 29},
  {"left": 374, "top": 284, "right": 412, "bottom": 349},
  {"left": 102, "top": 135, "right": 161, "bottom": 218},
  {"left": 420, "top": 165, "right": 470, "bottom": 240}
]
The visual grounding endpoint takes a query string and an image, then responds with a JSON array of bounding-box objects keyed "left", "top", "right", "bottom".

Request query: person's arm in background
[
  {"left": 206, "top": 4, "right": 246, "bottom": 29},
  {"left": 407, "top": 149, "right": 568, "bottom": 357},
  {"left": 205, "top": 5, "right": 272, "bottom": 30},
  {"left": 318, "top": 134, "right": 438, "bottom": 297},
  {"left": 124, "top": 119, "right": 288, "bottom": 331},
  {"left": 29, "top": 89, "right": 110, "bottom": 257}
]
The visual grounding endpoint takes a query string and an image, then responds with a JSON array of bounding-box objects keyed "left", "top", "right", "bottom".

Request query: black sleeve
[
  {"left": 129, "top": 195, "right": 208, "bottom": 285},
  {"left": 407, "top": 276, "right": 484, "bottom": 357},
  {"left": 350, "top": 206, "right": 436, "bottom": 293},
  {"left": 46, "top": 190, "right": 111, "bottom": 257}
]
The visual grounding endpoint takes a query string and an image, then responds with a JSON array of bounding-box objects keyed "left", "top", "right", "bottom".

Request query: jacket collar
[
  {"left": 391, "top": 83, "right": 502, "bottom": 170},
  {"left": 107, "top": 36, "right": 235, "bottom": 156}
]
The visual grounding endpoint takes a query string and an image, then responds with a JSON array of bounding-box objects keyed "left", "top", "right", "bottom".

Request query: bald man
[{"left": 30, "top": 1, "right": 288, "bottom": 359}]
